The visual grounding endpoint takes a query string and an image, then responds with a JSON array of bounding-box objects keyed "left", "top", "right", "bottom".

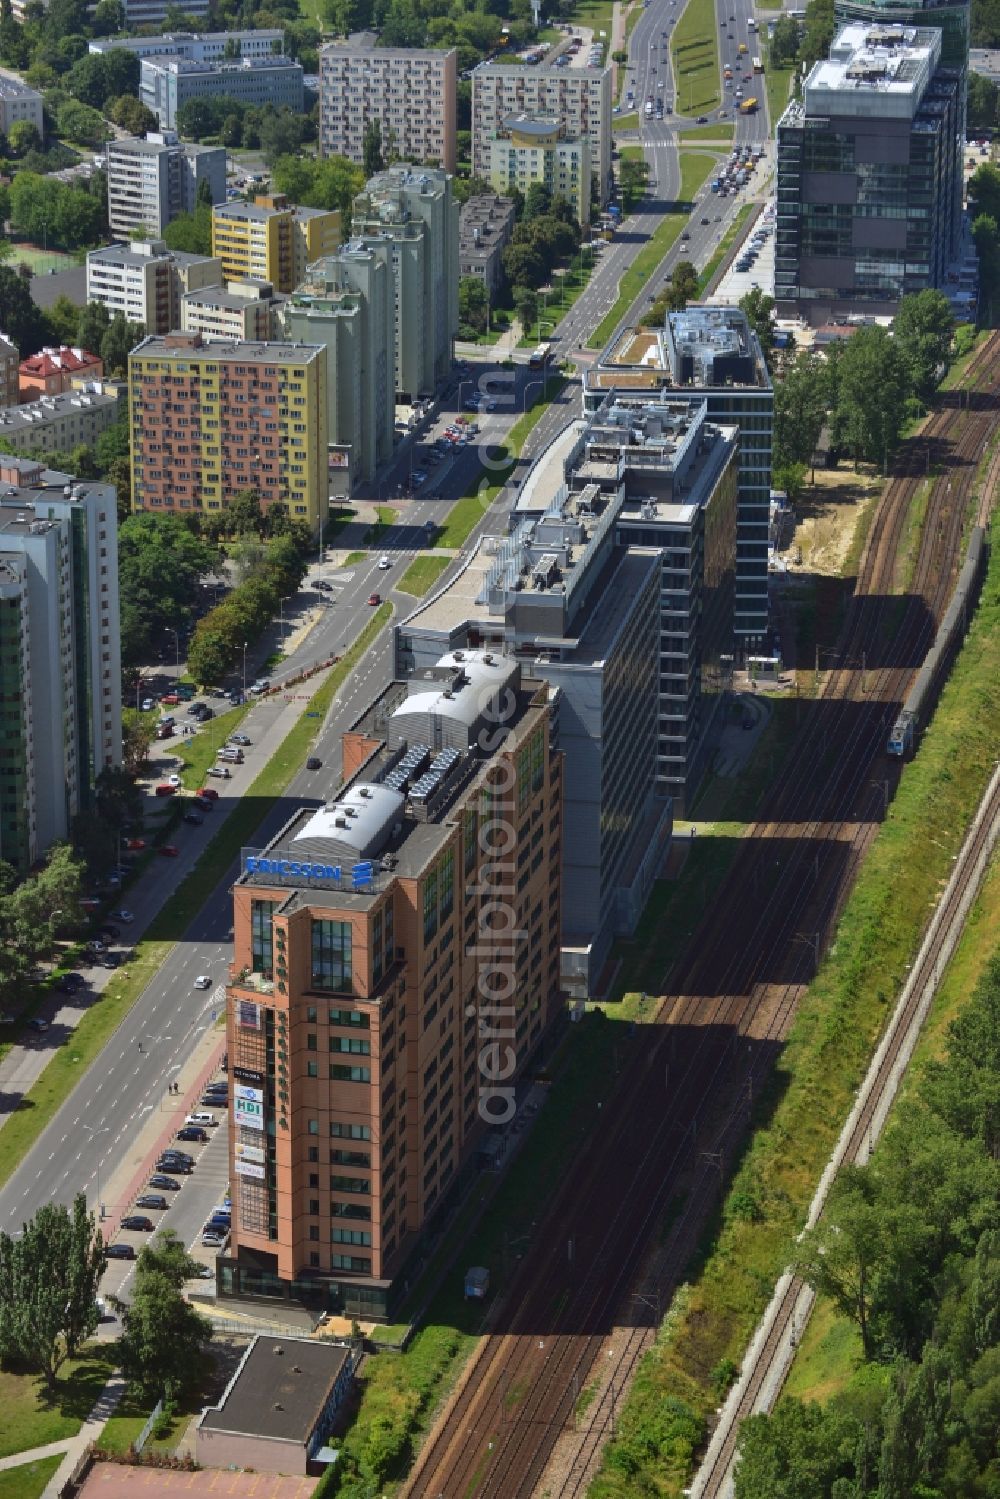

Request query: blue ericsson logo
[{"left": 244, "top": 855, "right": 374, "bottom": 890}]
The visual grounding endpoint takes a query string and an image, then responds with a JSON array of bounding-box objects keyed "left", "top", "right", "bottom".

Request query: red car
[
  {"left": 125, "top": 838, "right": 146, "bottom": 851},
  {"left": 196, "top": 787, "right": 219, "bottom": 801},
  {"left": 160, "top": 693, "right": 180, "bottom": 705},
  {"left": 368, "top": 592, "right": 381, "bottom": 606},
  {"left": 159, "top": 844, "right": 180, "bottom": 858},
  {"left": 154, "top": 784, "right": 177, "bottom": 797}
]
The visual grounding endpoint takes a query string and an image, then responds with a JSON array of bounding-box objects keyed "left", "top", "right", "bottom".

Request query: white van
[{"left": 185, "top": 1112, "right": 218, "bottom": 1128}]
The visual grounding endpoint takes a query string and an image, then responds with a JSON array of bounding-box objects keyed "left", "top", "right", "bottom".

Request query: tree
[
  {"left": 100, "top": 311, "right": 143, "bottom": 376},
  {"left": 0, "top": 262, "right": 51, "bottom": 352},
  {"left": 45, "top": 292, "right": 82, "bottom": 347},
  {"left": 9, "top": 173, "right": 102, "bottom": 252},
  {"left": 774, "top": 350, "right": 829, "bottom": 472},
  {"left": 794, "top": 1166, "right": 886, "bottom": 1359},
  {"left": 186, "top": 626, "right": 233, "bottom": 685},
  {"left": 107, "top": 94, "right": 158, "bottom": 136},
  {"left": 834, "top": 325, "right": 906, "bottom": 470},
  {"left": 56, "top": 99, "right": 109, "bottom": 147},
  {"left": 121, "top": 710, "right": 155, "bottom": 775},
  {"left": 0, "top": 1195, "right": 106, "bottom": 1389},
  {"left": 967, "top": 71, "right": 1000, "bottom": 131},
  {"left": 770, "top": 13, "right": 801, "bottom": 65},
  {"left": 967, "top": 161, "right": 1000, "bottom": 223},
  {"left": 740, "top": 286, "right": 776, "bottom": 356},
  {"left": 502, "top": 240, "right": 546, "bottom": 290},
  {"left": 117, "top": 513, "right": 218, "bottom": 669},
  {"left": 734, "top": 1399, "right": 861, "bottom": 1499},
  {"left": 115, "top": 1241, "right": 211, "bottom": 1399},
  {"left": 664, "top": 259, "right": 698, "bottom": 311},
  {"left": 7, "top": 118, "right": 40, "bottom": 156},
  {"left": 363, "top": 117, "right": 384, "bottom": 178},
  {"left": 162, "top": 202, "right": 212, "bottom": 255},
  {"left": 892, "top": 289, "right": 954, "bottom": 406},
  {"left": 271, "top": 153, "right": 365, "bottom": 216},
  {"left": 226, "top": 489, "right": 263, "bottom": 536},
  {"left": 259, "top": 108, "right": 308, "bottom": 167},
  {"left": 512, "top": 284, "right": 538, "bottom": 334},
  {"left": 773, "top": 460, "right": 808, "bottom": 504},
  {"left": 799, "top": 0, "right": 835, "bottom": 67},
  {"left": 458, "top": 275, "right": 488, "bottom": 335},
  {"left": 620, "top": 154, "right": 649, "bottom": 210},
  {"left": 524, "top": 182, "right": 552, "bottom": 220}
]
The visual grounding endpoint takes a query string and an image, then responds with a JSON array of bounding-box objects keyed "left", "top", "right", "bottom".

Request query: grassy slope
[
  {"left": 0, "top": 1346, "right": 117, "bottom": 1460},
  {"left": 587, "top": 511, "right": 1000, "bottom": 1497},
  {"left": 784, "top": 845, "right": 1000, "bottom": 1403},
  {"left": 397, "top": 556, "right": 451, "bottom": 597},
  {"left": 0, "top": 607, "right": 393, "bottom": 1189}
]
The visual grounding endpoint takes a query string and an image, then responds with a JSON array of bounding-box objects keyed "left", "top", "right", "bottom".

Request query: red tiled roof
[{"left": 19, "top": 346, "right": 101, "bottom": 377}]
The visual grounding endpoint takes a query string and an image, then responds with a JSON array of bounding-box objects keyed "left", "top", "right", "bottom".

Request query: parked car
[
  {"left": 196, "top": 787, "right": 219, "bottom": 800},
  {"left": 58, "top": 972, "right": 85, "bottom": 993},
  {"left": 177, "top": 1126, "right": 208, "bottom": 1143},
  {"left": 120, "top": 1215, "right": 154, "bottom": 1232},
  {"left": 154, "top": 1159, "right": 192, "bottom": 1176},
  {"left": 201, "top": 1231, "right": 226, "bottom": 1247},
  {"left": 185, "top": 1112, "right": 217, "bottom": 1128},
  {"left": 141, "top": 698, "right": 154, "bottom": 712},
  {"left": 248, "top": 679, "right": 270, "bottom": 696},
  {"left": 125, "top": 838, "right": 146, "bottom": 851},
  {"left": 155, "top": 784, "right": 177, "bottom": 797},
  {"left": 107, "top": 1243, "right": 135, "bottom": 1260},
  {"left": 101, "top": 953, "right": 121, "bottom": 969},
  {"left": 228, "top": 734, "right": 251, "bottom": 747},
  {"left": 27, "top": 1016, "right": 50, "bottom": 1033},
  {"left": 205, "top": 767, "right": 231, "bottom": 780},
  {"left": 159, "top": 845, "right": 180, "bottom": 857},
  {"left": 159, "top": 693, "right": 179, "bottom": 706},
  {"left": 113, "top": 910, "right": 134, "bottom": 924},
  {"left": 135, "top": 1194, "right": 169, "bottom": 1211},
  {"left": 183, "top": 811, "right": 204, "bottom": 826},
  {"left": 148, "top": 1174, "right": 182, "bottom": 1192}
]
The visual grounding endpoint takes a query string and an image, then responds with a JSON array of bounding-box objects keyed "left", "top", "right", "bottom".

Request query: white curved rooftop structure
[{"left": 294, "top": 783, "right": 405, "bottom": 856}]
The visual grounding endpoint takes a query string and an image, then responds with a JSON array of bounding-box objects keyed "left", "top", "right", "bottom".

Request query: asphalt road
[{"left": 0, "top": 0, "right": 772, "bottom": 1244}]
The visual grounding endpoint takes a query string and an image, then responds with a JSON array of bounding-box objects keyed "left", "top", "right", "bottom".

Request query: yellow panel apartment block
[{"left": 212, "top": 196, "right": 341, "bottom": 293}]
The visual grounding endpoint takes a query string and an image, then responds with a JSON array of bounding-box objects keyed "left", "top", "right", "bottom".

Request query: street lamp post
[
  {"left": 82, "top": 1124, "right": 109, "bottom": 1218},
  {"left": 279, "top": 595, "right": 291, "bottom": 649},
  {"left": 166, "top": 627, "right": 180, "bottom": 676},
  {"left": 242, "top": 641, "right": 248, "bottom": 703},
  {"left": 522, "top": 378, "right": 544, "bottom": 413}
]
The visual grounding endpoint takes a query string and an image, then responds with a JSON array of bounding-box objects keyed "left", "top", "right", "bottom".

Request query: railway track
[
  {"left": 693, "top": 763, "right": 1000, "bottom": 1499},
  {"left": 401, "top": 335, "right": 1000, "bottom": 1499}
]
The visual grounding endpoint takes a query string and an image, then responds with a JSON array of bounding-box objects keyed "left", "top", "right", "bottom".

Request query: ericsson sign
[{"left": 242, "top": 850, "right": 375, "bottom": 889}]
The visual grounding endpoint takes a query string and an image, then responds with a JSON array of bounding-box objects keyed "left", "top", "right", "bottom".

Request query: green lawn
[
  {"left": 517, "top": 253, "right": 598, "bottom": 346},
  {"left": 397, "top": 555, "right": 451, "bottom": 597},
  {"left": 0, "top": 1455, "right": 63, "bottom": 1499},
  {"left": 763, "top": 50, "right": 794, "bottom": 127},
  {"left": 174, "top": 702, "right": 252, "bottom": 790},
  {"left": 0, "top": 608, "right": 394, "bottom": 1190},
  {"left": 343, "top": 550, "right": 367, "bottom": 565},
  {"left": 671, "top": 0, "right": 721, "bottom": 116},
  {"left": 366, "top": 506, "right": 397, "bottom": 544},
  {"left": 0, "top": 1346, "right": 118, "bottom": 1461},
  {"left": 614, "top": 111, "right": 641, "bottom": 131},
  {"left": 588, "top": 153, "right": 716, "bottom": 348},
  {"left": 8, "top": 243, "right": 80, "bottom": 274},
  {"left": 682, "top": 122, "right": 734, "bottom": 142}
]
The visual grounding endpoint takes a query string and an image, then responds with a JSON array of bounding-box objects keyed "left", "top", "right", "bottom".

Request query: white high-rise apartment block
[
  {"left": 472, "top": 61, "right": 612, "bottom": 206},
  {"left": 319, "top": 43, "right": 457, "bottom": 172},
  {"left": 105, "top": 133, "right": 226, "bottom": 241},
  {"left": 86, "top": 240, "right": 224, "bottom": 332},
  {"left": 0, "top": 463, "right": 121, "bottom": 872}
]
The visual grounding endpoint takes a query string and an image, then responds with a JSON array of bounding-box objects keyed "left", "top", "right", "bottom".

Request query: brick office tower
[{"left": 221, "top": 652, "right": 564, "bottom": 1319}]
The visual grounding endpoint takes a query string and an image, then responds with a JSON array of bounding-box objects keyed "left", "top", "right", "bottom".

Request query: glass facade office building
[{"left": 775, "top": 24, "right": 964, "bottom": 319}]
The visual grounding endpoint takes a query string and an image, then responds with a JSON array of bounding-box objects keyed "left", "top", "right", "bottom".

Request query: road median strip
[{"left": 0, "top": 605, "right": 394, "bottom": 1191}]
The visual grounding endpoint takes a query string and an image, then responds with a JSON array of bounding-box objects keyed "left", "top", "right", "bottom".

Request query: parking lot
[{"left": 714, "top": 193, "right": 776, "bottom": 305}]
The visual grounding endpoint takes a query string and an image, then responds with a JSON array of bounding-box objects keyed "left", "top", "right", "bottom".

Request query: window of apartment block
[
  {"left": 251, "top": 900, "right": 274, "bottom": 976},
  {"left": 439, "top": 849, "right": 454, "bottom": 922},
  {"left": 423, "top": 868, "right": 438, "bottom": 944},
  {"left": 311, "top": 918, "right": 352, "bottom": 991}
]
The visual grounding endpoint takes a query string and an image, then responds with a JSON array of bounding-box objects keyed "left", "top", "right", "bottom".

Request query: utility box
[{"left": 465, "top": 1266, "right": 491, "bottom": 1300}]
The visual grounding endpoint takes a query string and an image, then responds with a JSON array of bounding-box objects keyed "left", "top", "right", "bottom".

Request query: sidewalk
[{"left": 41, "top": 1374, "right": 127, "bottom": 1499}]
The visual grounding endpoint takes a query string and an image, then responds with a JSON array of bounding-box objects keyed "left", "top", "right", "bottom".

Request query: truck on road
[{"left": 740, "top": 96, "right": 759, "bottom": 113}]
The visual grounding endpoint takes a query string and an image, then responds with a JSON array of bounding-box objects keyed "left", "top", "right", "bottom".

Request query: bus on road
[
  {"left": 753, "top": 55, "right": 764, "bottom": 72},
  {"left": 529, "top": 342, "right": 552, "bottom": 369}
]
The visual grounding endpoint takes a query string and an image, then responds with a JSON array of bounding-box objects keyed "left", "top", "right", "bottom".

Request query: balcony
[{"left": 229, "top": 966, "right": 275, "bottom": 995}]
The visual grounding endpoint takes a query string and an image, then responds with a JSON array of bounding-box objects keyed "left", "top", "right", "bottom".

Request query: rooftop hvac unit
[{"left": 335, "top": 815, "right": 349, "bottom": 827}]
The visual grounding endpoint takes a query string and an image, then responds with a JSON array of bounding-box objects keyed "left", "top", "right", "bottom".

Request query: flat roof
[
  {"left": 402, "top": 537, "right": 496, "bottom": 635},
  {"left": 320, "top": 40, "right": 455, "bottom": 60},
  {"left": 0, "top": 386, "right": 122, "bottom": 432},
  {"left": 88, "top": 241, "right": 218, "bottom": 269},
  {"left": 515, "top": 419, "right": 586, "bottom": 515},
  {"left": 558, "top": 547, "right": 660, "bottom": 663},
  {"left": 143, "top": 53, "right": 299, "bottom": 74},
  {"left": 131, "top": 335, "right": 323, "bottom": 365},
  {"left": 199, "top": 1335, "right": 351, "bottom": 1444}
]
